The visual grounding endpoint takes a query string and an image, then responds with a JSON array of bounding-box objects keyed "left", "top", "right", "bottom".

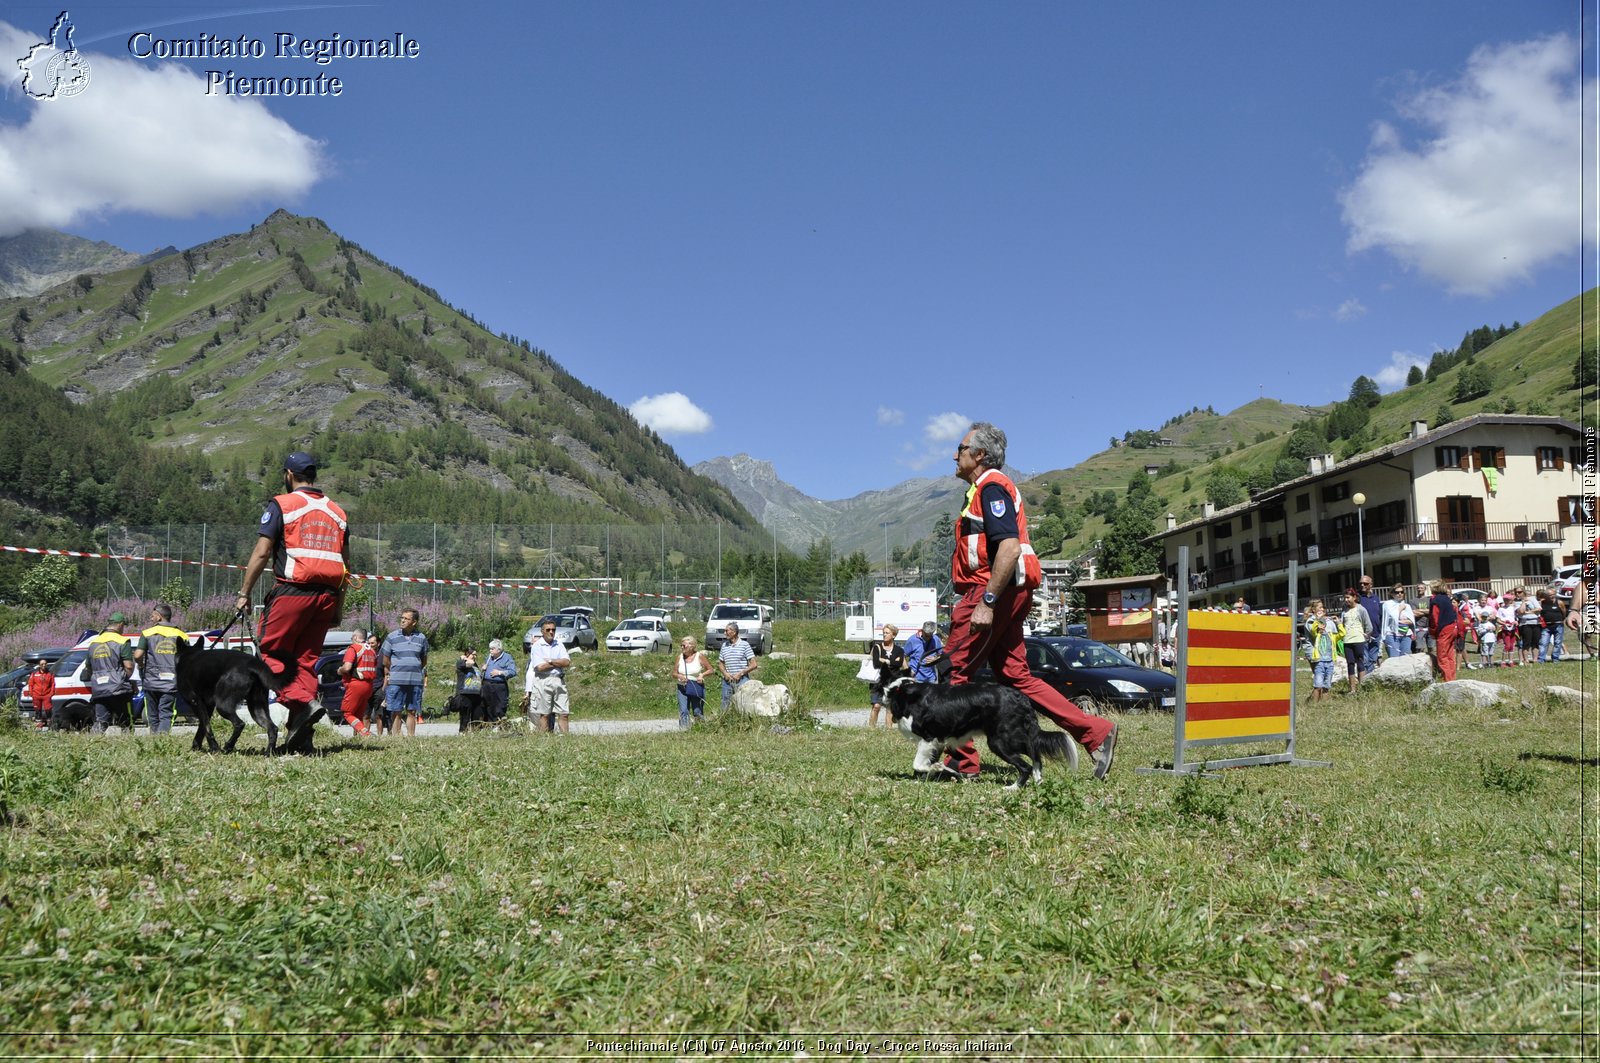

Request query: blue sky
[{"left": 1, "top": 1, "right": 1592, "bottom": 504}]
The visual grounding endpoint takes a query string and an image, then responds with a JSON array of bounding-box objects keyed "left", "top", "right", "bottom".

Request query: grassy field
[
  {"left": 0, "top": 657, "right": 1591, "bottom": 1058},
  {"left": 431, "top": 620, "right": 869, "bottom": 722}
]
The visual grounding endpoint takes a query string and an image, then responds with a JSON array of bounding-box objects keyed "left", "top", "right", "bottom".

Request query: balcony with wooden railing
[
  {"left": 1192, "top": 522, "right": 1569, "bottom": 591},
  {"left": 1300, "top": 521, "right": 1565, "bottom": 564}
]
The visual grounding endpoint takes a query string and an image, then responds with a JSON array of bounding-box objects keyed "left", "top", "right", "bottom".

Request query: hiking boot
[{"left": 1093, "top": 725, "right": 1118, "bottom": 781}]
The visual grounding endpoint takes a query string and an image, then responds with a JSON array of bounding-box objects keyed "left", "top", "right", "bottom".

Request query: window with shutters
[
  {"left": 1322, "top": 482, "right": 1350, "bottom": 503},
  {"left": 1369, "top": 500, "right": 1406, "bottom": 532},
  {"left": 1557, "top": 495, "right": 1592, "bottom": 526},
  {"left": 1296, "top": 493, "right": 1310, "bottom": 512},
  {"left": 1374, "top": 560, "right": 1412, "bottom": 587},
  {"left": 1435, "top": 445, "right": 1462, "bottom": 468},
  {"left": 1215, "top": 522, "right": 1232, "bottom": 539},
  {"left": 1472, "top": 445, "right": 1505, "bottom": 470},
  {"left": 1437, "top": 496, "right": 1485, "bottom": 541},
  {"left": 1521, "top": 555, "right": 1553, "bottom": 578},
  {"left": 1442, "top": 555, "right": 1489, "bottom": 581},
  {"left": 1537, "top": 447, "right": 1564, "bottom": 471}
]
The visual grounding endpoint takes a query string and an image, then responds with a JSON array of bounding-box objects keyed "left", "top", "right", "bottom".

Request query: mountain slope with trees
[
  {"left": 3, "top": 211, "right": 755, "bottom": 532},
  {"left": 0, "top": 211, "right": 763, "bottom": 603}
]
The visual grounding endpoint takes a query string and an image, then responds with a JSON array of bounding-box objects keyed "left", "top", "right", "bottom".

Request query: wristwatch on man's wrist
[{"left": 982, "top": 591, "right": 997, "bottom": 606}]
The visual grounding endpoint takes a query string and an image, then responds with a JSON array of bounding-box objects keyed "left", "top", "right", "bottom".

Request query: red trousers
[
  {"left": 1435, "top": 621, "right": 1460, "bottom": 681},
  {"left": 256, "top": 584, "right": 339, "bottom": 709},
  {"left": 945, "top": 585, "right": 1115, "bottom": 775},
  {"left": 340, "top": 679, "right": 373, "bottom": 733}
]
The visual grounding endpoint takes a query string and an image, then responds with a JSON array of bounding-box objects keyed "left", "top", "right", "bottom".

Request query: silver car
[{"left": 523, "top": 614, "right": 598, "bottom": 654}]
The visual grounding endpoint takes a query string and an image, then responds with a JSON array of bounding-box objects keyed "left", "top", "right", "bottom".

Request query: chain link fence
[{"left": 83, "top": 523, "right": 951, "bottom": 622}]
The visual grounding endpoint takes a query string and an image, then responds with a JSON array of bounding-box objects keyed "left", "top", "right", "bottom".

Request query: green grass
[
  {"left": 419, "top": 620, "right": 869, "bottom": 722},
  {"left": 0, "top": 661, "right": 1590, "bottom": 1057}
]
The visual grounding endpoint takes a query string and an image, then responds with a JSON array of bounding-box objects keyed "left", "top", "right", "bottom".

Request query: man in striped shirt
[
  {"left": 380, "top": 608, "right": 430, "bottom": 737},
  {"left": 716, "top": 622, "right": 759, "bottom": 710}
]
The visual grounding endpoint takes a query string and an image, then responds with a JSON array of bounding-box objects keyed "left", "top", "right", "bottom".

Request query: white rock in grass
[
  {"left": 733, "top": 679, "right": 791, "bottom": 717},
  {"left": 767, "top": 651, "right": 795, "bottom": 660},
  {"left": 1365, "top": 654, "right": 1435, "bottom": 689},
  {"left": 836, "top": 653, "right": 870, "bottom": 662},
  {"left": 1540, "top": 685, "right": 1590, "bottom": 708},
  {"left": 1414, "top": 680, "right": 1527, "bottom": 712}
]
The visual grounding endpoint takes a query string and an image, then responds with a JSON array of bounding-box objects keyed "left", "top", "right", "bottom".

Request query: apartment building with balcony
[{"left": 1148, "top": 415, "right": 1592, "bottom": 609}]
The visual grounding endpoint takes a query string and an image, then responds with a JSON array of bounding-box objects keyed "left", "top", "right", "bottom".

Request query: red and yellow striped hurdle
[
  {"left": 1140, "top": 603, "right": 1329, "bottom": 775},
  {"left": 1184, "top": 610, "right": 1294, "bottom": 744}
]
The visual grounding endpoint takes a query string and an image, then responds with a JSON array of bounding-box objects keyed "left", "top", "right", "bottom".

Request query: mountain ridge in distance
[{"left": 694, "top": 453, "right": 964, "bottom": 559}]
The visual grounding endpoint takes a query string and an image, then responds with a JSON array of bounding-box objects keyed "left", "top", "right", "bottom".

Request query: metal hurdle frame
[{"left": 1138, "top": 547, "right": 1331, "bottom": 776}]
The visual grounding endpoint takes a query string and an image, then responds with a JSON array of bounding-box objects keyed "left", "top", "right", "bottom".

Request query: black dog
[
  {"left": 882, "top": 677, "right": 1079, "bottom": 788},
  {"left": 175, "top": 644, "right": 289, "bottom": 755}
]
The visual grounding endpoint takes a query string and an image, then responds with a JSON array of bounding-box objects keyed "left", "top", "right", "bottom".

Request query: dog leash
[{"left": 206, "top": 605, "right": 252, "bottom": 651}]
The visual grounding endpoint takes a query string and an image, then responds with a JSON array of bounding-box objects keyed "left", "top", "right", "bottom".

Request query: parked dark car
[
  {"left": 981, "top": 636, "right": 1177, "bottom": 711},
  {"left": 3, "top": 664, "right": 32, "bottom": 716}
]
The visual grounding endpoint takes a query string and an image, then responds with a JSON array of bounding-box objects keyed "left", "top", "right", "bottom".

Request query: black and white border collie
[{"left": 881, "top": 677, "right": 1078, "bottom": 788}]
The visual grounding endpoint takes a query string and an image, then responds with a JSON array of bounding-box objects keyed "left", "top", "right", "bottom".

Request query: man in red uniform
[
  {"left": 943, "top": 422, "right": 1118, "bottom": 780},
  {"left": 236, "top": 451, "right": 349, "bottom": 755},
  {"left": 24, "top": 658, "right": 54, "bottom": 729},
  {"left": 336, "top": 626, "right": 377, "bottom": 736}
]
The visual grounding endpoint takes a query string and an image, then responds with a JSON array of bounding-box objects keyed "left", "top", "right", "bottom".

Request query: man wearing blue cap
[{"left": 236, "top": 451, "right": 350, "bottom": 754}]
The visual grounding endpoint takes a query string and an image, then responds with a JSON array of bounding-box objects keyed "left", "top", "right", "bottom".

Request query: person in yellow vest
[
  {"left": 134, "top": 603, "right": 189, "bottom": 734},
  {"left": 944, "top": 422, "right": 1117, "bottom": 780},
  {"left": 87, "top": 612, "right": 136, "bottom": 735}
]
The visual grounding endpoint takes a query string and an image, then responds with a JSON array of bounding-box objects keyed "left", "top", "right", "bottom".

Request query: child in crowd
[
  {"left": 1517, "top": 590, "right": 1542, "bottom": 666},
  {"left": 1305, "top": 600, "right": 1341, "bottom": 701},
  {"left": 1497, "top": 592, "right": 1519, "bottom": 662},
  {"left": 1476, "top": 610, "right": 1498, "bottom": 669}
]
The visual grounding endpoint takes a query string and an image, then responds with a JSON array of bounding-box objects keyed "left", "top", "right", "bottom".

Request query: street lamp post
[{"left": 1352, "top": 492, "right": 1367, "bottom": 581}]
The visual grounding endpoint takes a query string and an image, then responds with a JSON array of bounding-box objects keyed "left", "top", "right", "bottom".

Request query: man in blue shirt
[
  {"left": 1357, "top": 575, "right": 1383, "bottom": 671},
  {"left": 380, "top": 608, "right": 430, "bottom": 737},
  {"left": 903, "top": 621, "right": 944, "bottom": 683}
]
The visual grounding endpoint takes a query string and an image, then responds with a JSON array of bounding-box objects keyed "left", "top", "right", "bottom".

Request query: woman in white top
[{"left": 674, "top": 636, "right": 710, "bottom": 728}]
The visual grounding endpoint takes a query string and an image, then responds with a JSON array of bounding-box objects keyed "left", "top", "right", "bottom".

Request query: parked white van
[{"left": 705, "top": 602, "right": 773, "bottom": 655}]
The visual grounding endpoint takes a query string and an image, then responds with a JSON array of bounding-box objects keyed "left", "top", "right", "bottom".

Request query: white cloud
[
  {"left": 630, "top": 392, "right": 713, "bottom": 434},
  {"left": 1373, "top": 351, "right": 1427, "bottom": 391},
  {"left": 0, "top": 20, "right": 323, "bottom": 236},
  {"left": 1341, "top": 34, "right": 1586, "bottom": 296},
  {"left": 1333, "top": 298, "right": 1367, "bottom": 322},
  {"left": 876, "top": 406, "right": 904, "bottom": 426},
  {"left": 923, "top": 411, "right": 970, "bottom": 444},
  {"left": 894, "top": 411, "right": 970, "bottom": 473}
]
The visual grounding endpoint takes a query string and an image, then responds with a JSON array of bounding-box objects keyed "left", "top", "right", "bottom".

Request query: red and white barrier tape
[{"left": 2, "top": 542, "right": 1221, "bottom": 615}]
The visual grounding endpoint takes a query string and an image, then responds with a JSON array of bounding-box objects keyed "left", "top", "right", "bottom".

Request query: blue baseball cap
[{"left": 284, "top": 451, "right": 317, "bottom": 475}]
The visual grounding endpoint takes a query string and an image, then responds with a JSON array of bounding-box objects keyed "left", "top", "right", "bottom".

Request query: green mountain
[
  {"left": 0, "top": 211, "right": 762, "bottom": 600},
  {"left": 1024, "top": 288, "right": 1595, "bottom": 565}
]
